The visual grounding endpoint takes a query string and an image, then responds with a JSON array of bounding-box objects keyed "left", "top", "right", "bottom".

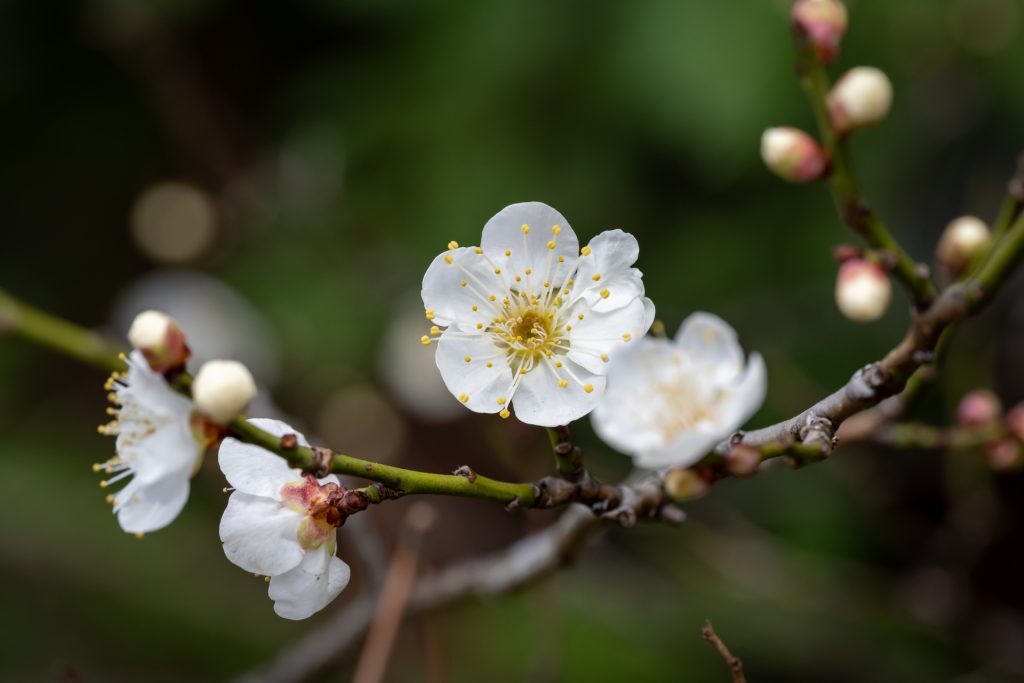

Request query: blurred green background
[{"left": 2, "top": 0, "right": 1024, "bottom": 681}]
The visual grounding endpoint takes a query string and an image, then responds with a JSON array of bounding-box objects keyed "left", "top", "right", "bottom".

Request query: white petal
[
  {"left": 633, "top": 429, "right": 722, "bottom": 469},
  {"left": 120, "top": 418, "right": 200, "bottom": 485},
  {"left": 114, "top": 469, "right": 191, "bottom": 534},
  {"left": 566, "top": 296, "right": 654, "bottom": 374},
  {"left": 218, "top": 418, "right": 308, "bottom": 498},
  {"left": 480, "top": 202, "right": 579, "bottom": 290},
  {"left": 268, "top": 541, "right": 351, "bottom": 620},
  {"left": 674, "top": 312, "right": 745, "bottom": 382},
  {"left": 421, "top": 247, "right": 504, "bottom": 331},
  {"left": 435, "top": 328, "right": 513, "bottom": 413},
  {"left": 121, "top": 350, "right": 194, "bottom": 418},
  {"left": 716, "top": 352, "right": 768, "bottom": 430},
  {"left": 571, "top": 230, "right": 644, "bottom": 312},
  {"left": 219, "top": 492, "right": 305, "bottom": 575},
  {"left": 511, "top": 358, "right": 604, "bottom": 427}
]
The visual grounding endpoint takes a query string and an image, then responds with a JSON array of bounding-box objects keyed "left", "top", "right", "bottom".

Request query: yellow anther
[
  {"left": 543, "top": 281, "right": 550, "bottom": 288},
  {"left": 584, "top": 384, "right": 594, "bottom": 394},
  {"left": 135, "top": 532, "right": 145, "bottom": 540},
  {"left": 476, "top": 322, "right": 484, "bottom": 330},
  {"left": 600, "top": 289, "right": 610, "bottom": 299},
  {"left": 558, "top": 379, "right": 569, "bottom": 389},
  {"left": 444, "top": 254, "right": 453, "bottom": 265},
  {"left": 471, "top": 305, "right": 478, "bottom": 311},
  {"left": 474, "top": 247, "right": 483, "bottom": 254},
  {"left": 520, "top": 367, "right": 529, "bottom": 375},
  {"left": 464, "top": 356, "right": 472, "bottom": 363},
  {"left": 552, "top": 225, "right": 561, "bottom": 235},
  {"left": 567, "top": 279, "right": 575, "bottom": 286},
  {"left": 460, "top": 279, "right": 468, "bottom": 287},
  {"left": 505, "top": 249, "right": 511, "bottom": 256},
  {"left": 581, "top": 246, "right": 592, "bottom": 256},
  {"left": 521, "top": 224, "right": 530, "bottom": 234},
  {"left": 497, "top": 396, "right": 507, "bottom": 405},
  {"left": 555, "top": 361, "right": 563, "bottom": 368},
  {"left": 420, "top": 335, "right": 431, "bottom": 345},
  {"left": 105, "top": 494, "right": 115, "bottom": 504},
  {"left": 448, "top": 240, "right": 459, "bottom": 249},
  {"left": 459, "top": 393, "right": 469, "bottom": 403},
  {"left": 91, "top": 463, "right": 102, "bottom": 472},
  {"left": 558, "top": 256, "right": 565, "bottom": 263},
  {"left": 486, "top": 362, "right": 493, "bottom": 368},
  {"left": 622, "top": 332, "right": 632, "bottom": 341},
  {"left": 99, "top": 480, "right": 109, "bottom": 489},
  {"left": 514, "top": 275, "right": 521, "bottom": 282},
  {"left": 525, "top": 268, "right": 532, "bottom": 275},
  {"left": 600, "top": 353, "right": 609, "bottom": 362},
  {"left": 118, "top": 352, "right": 127, "bottom": 360},
  {"left": 547, "top": 240, "right": 556, "bottom": 250},
  {"left": 499, "top": 408, "right": 511, "bottom": 419},
  {"left": 489, "top": 295, "right": 497, "bottom": 301},
  {"left": 565, "top": 324, "right": 572, "bottom": 331},
  {"left": 592, "top": 273, "right": 601, "bottom": 282},
  {"left": 494, "top": 268, "right": 501, "bottom": 275},
  {"left": 577, "top": 313, "right": 585, "bottom": 320},
  {"left": 430, "top": 326, "right": 440, "bottom": 335}
]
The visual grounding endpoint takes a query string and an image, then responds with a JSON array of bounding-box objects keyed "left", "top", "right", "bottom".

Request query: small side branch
[{"left": 702, "top": 620, "right": 747, "bottom": 683}]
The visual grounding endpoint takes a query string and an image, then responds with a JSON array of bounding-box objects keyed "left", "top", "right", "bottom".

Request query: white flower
[
  {"left": 96, "top": 350, "right": 202, "bottom": 534},
  {"left": 192, "top": 359, "right": 258, "bottom": 423},
  {"left": 420, "top": 202, "right": 654, "bottom": 427},
  {"left": 218, "top": 419, "right": 351, "bottom": 620},
  {"left": 592, "top": 313, "right": 766, "bottom": 469}
]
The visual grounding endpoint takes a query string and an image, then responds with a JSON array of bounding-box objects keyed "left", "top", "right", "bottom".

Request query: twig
[
  {"left": 702, "top": 620, "right": 747, "bottom": 683},
  {"left": 232, "top": 505, "right": 600, "bottom": 683}
]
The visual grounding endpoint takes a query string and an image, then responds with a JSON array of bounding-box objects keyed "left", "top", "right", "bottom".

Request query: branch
[
  {"left": 702, "top": 620, "right": 747, "bottom": 683},
  {"left": 233, "top": 505, "right": 600, "bottom": 683},
  {"left": 795, "top": 45, "right": 937, "bottom": 309}
]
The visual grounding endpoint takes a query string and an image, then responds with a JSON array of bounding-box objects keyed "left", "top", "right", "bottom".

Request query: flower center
[
  {"left": 491, "top": 298, "right": 567, "bottom": 370},
  {"left": 281, "top": 476, "right": 345, "bottom": 549}
]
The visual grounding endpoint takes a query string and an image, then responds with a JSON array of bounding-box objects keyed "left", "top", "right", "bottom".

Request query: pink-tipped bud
[
  {"left": 127, "top": 310, "right": 190, "bottom": 372},
  {"left": 985, "top": 438, "right": 1022, "bottom": 471},
  {"left": 956, "top": 390, "right": 1002, "bottom": 427},
  {"left": 760, "top": 127, "right": 828, "bottom": 183},
  {"left": 828, "top": 67, "right": 893, "bottom": 134},
  {"left": 663, "top": 468, "right": 709, "bottom": 502},
  {"left": 1007, "top": 404, "right": 1024, "bottom": 442},
  {"left": 835, "top": 259, "right": 891, "bottom": 322},
  {"left": 725, "top": 444, "right": 762, "bottom": 477},
  {"left": 936, "top": 215, "right": 991, "bottom": 274},
  {"left": 792, "top": 0, "right": 848, "bottom": 62}
]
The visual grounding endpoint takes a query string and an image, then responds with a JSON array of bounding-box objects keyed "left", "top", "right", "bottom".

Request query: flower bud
[
  {"left": 725, "top": 444, "right": 762, "bottom": 477},
  {"left": 984, "top": 438, "right": 1022, "bottom": 471},
  {"left": 956, "top": 390, "right": 1002, "bottom": 427},
  {"left": 828, "top": 67, "right": 893, "bottom": 133},
  {"left": 663, "top": 468, "right": 708, "bottom": 502},
  {"left": 792, "top": 0, "right": 848, "bottom": 62},
  {"left": 835, "top": 259, "right": 891, "bottom": 322},
  {"left": 936, "top": 216, "right": 991, "bottom": 274},
  {"left": 1007, "top": 404, "right": 1024, "bottom": 442},
  {"left": 192, "top": 360, "right": 257, "bottom": 424},
  {"left": 127, "top": 310, "right": 190, "bottom": 372},
  {"left": 760, "top": 127, "right": 828, "bottom": 183}
]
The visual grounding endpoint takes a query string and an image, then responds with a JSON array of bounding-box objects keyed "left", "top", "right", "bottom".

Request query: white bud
[
  {"left": 936, "top": 215, "right": 991, "bottom": 273},
  {"left": 828, "top": 67, "right": 893, "bottom": 133},
  {"left": 128, "top": 310, "right": 175, "bottom": 350},
  {"left": 760, "top": 127, "right": 827, "bottom": 182},
  {"left": 192, "top": 360, "right": 257, "bottom": 423},
  {"left": 835, "top": 259, "right": 892, "bottom": 322}
]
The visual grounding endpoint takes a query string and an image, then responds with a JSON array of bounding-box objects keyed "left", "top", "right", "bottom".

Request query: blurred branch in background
[{"left": 702, "top": 620, "right": 747, "bottom": 683}]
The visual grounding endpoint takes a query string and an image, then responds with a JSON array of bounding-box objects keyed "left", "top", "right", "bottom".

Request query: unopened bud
[
  {"left": 835, "top": 259, "right": 891, "bottom": 322},
  {"left": 127, "top": 310, "right": 190, "bottom": 372},
  {"left": 828, "top": 67, "right": 893, "bottom": 133},
  {"left": 832, "top": 243, "right": 862, "bottom": 263},
  {"left": 1007, "top": 404, "right": 1024, "bottom": 442},
  {"left": 725, "top": 444, "right": 762, "bottom": 477},
  {"left": 936, "top": 216, "right": 991, "bottom": 274},
  {"left": 984, "top": 438, "right": 1022, "bottom": 471},
  {"left": 956, "top": 389, "right": 1002, "bottom": 427},
  {"left": 192, "top": 360, "right": 257, "bottom": 423},
  {"left": 663, "top": 468, "right": 708, "bottom": 502},
  {"left": 760, "top": 127, "right": 828, "bottom": 183},
  {"left": 792, "top": 0, "right": 848, "bottom": 62}
]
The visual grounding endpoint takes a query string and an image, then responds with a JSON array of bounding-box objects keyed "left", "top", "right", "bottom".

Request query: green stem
[
  {"left": 547, "top": 425, "right": 583, "bottom": 480},
  {"left": 971, "top": 211, "right": 1024, "bottom": 304},
  {"left": 0, "top": 289, "right": 123, "bottom": 373},
  {"left": 0, "top": 287, "right": 538, "bottom": 507},
  {"left": 797, "top": 51, "right": 937, "bottom": 309}
]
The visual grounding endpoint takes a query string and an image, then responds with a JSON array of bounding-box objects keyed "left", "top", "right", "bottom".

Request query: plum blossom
[
  {"left": 420, "top": 202, "right": 654, "bottom": 427},
  {"left": 219, "top": 419, "right": 352, "bottom": 620},
  {"left": 96, "top": 350, "right": 203, "bottom": 535},
  {"left": 592, "top": 313, "right": 766, "bottom": 469}
]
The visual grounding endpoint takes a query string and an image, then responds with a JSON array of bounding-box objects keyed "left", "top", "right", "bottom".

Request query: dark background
[{"left": 2, "top": 0, "right": 1023, "bottom": 681}]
